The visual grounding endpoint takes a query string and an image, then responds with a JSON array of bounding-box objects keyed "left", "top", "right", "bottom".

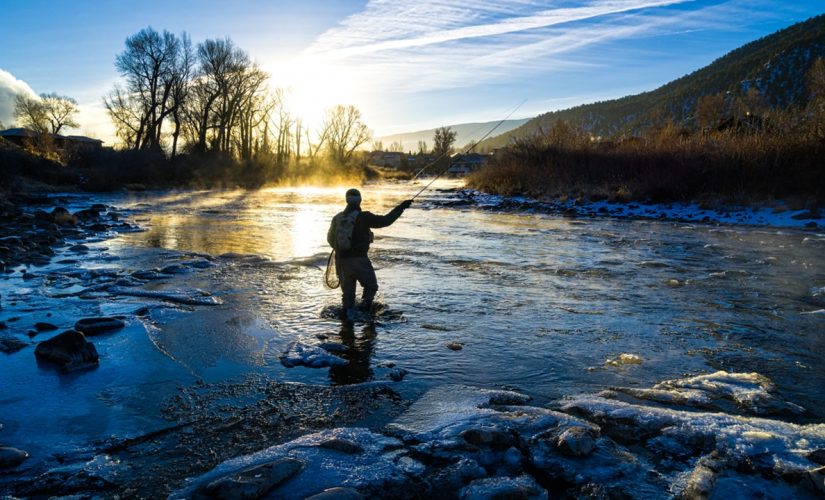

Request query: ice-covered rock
[
  {"left": 172, "top": 428, "right": 417, "bottom": 499},
  {"left": 280, "top": 341, "right": 348, "bottom": 368},
  {"left": 611, "top": 370, "right": 805, "bottom": 416},
  {"left": 459, "top": 474, "right": 548, "bottom": 499},
  {"left": 605, "top": 353, "right": 642, "bottom": 366},
  {"left": 559, "top": 393, "right": 825, "bottom": 479},
  {"left": 197, "top": 457, "right": 304, "bottom": 499}
]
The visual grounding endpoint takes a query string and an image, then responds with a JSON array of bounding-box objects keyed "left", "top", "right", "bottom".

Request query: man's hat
[{"left": 346, "top": 188, "right": 361, "bottom": 204}]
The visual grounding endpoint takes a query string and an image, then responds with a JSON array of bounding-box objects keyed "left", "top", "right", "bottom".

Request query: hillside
[
  {"left": 479, "top": 13, "right": 825, "bottom": 149},
  {"left": 374, "top": 118, "right": 529, "bottom": 152}
]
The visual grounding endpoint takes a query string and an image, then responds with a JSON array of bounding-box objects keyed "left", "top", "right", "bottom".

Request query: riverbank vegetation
[{"left": 468, "top": 58, "right": 825, "bottom": 208}]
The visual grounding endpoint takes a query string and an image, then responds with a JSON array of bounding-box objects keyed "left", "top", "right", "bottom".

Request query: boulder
[
  {"left": 0, "top": 446, "right": 29, "bottom": 469},
  {"left": 34, "top": 330, "right": 99, "bottom": 371},
  {"left": 74, "top": 317, "right": 125, "bottom": 336},
  {"left": 200, "top": 458, "right": 304, "bottom": 499}
]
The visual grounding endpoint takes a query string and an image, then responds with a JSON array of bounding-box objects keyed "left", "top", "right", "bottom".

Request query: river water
[{"left": 2, "top": 181, "right": 824, "bottom": 476}]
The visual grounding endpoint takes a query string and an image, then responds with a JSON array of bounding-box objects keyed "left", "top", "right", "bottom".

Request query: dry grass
[{"left": 468, "top": 122, "right": 825, "bottom": 206}]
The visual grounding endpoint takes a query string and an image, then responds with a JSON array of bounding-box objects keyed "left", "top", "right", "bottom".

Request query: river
[{"left": 1, "top": 181, "right": 824, "bottom": 492}]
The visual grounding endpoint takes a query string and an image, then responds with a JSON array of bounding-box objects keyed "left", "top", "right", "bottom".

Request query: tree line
[{"left": 102, "top": 27, "right": 372, "bottom": 175}]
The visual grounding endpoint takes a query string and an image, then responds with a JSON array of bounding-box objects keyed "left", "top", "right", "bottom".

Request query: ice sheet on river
[
  {"left": 177, "top": 375, "right": 825, "bottom": 498},
  {"left": 107, "top": 286, "right": 222, "bottom": 306}
]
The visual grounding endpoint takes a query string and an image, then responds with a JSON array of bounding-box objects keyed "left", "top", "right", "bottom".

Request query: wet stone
[
  {"left": 447, "top": 342, "right": 464, "bottom": 351},
  {"left": 35, "top": 322, "right": 59, "bottom": 332},
  {"left": 461, "top": 427, "right": 516, "bottom": 448},
  {"left": 34, "top": 329, "right": 99, "bottom": 371},
  {"left": 0, "top": 446, "right": 29, "bottom": 468},
  {"left": 319, "top": 438, "right": 364, "bottom": 454},
  {"left": 389, "top": 367, "right": 408, "bottom": 382},
  {"left": 69, "top": 244, "right": 90, "bottom": 252},
  {"left": 201, "top": 457, "right": 304, "bottom": 499},
  {"left": 0, "top": 335, "right": 28, "bottom": 353},
  {"left": 74, "top": 317, "right": 126, "bottom": 336}
]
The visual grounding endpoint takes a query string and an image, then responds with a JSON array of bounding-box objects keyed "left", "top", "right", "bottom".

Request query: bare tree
[
  {"left": 321, "top": 105, "right": 371, "bottom": 165},
  {"left": 696, "top": 93, "right": 726, "bottom": 131},
  {"left": 14, "top": 94, "right": 48, "bottom": 133},
  {"left": 105, "top": 27, "right": 189, "bottom": 151},
  {"left": 432, "top": 126, "right": 457, "bottom": 157},
  {"left": 417, "top": 140, "right": 428, "bottom": 155}
]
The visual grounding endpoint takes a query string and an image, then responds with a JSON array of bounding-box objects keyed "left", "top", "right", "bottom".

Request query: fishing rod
[{"left": 410, "top": 98, "right": 527, "bottom": 201}]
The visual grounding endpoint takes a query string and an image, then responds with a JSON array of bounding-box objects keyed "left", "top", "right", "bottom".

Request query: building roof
[{"left": 0, "top": 128, "right": 103, "bottom": 145}]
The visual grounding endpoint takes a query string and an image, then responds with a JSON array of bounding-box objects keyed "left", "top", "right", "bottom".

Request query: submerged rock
[
  {"left": 34, "top": 330, "right": 99, "bottom": 371},
  {"left": 0, "top": 335, "right": 28, "bottom": 354},
  {"left": 74, "top": 317, "right": 126, "bottom": 336},
  {"left": 0, "top": 446, "right": 29, "bottom": 468}
]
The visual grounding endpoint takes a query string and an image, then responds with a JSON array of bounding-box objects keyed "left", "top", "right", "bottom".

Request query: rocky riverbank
[{"left": 4, "top": 371, "right": 822, "bottom": 498}]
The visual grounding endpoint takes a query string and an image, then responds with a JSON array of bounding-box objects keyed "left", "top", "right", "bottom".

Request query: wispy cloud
[{"left": 303, "top": 0, "right": 704, "bottom": 93}]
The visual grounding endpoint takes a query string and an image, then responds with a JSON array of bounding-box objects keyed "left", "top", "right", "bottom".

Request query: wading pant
[{"left": 337, "top": 256, "right": 378, "bottom": 310}]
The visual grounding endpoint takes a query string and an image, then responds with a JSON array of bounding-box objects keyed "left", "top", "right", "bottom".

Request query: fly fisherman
[{"left": 327, "top": 188, "right": 412, "bottom": 319}]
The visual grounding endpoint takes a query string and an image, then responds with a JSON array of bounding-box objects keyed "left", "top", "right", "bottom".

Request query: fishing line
[{"left": 411, "top": 98, "right": 527, "bottom": 201}]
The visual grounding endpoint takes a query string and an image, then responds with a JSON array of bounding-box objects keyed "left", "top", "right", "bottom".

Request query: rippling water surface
[{"left": 2, "top": 182, "right": 824, "bottom": 466}]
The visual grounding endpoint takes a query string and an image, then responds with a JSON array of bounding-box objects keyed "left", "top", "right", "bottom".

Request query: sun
[{"left": 268, "top": 55, "right": 363, "bottom": 133}]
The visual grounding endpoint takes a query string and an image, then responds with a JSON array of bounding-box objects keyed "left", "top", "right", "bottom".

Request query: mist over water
[{"left": 2, "top": 181, "right": 824, "bottom": 472}]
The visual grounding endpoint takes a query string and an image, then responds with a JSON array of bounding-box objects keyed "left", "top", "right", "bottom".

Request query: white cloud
[
  {"left": 303, "top": 0, "right": 696, "bottom": 94},
  {"left": 0, "top": 68, "right": 38, "bottom": 128}
]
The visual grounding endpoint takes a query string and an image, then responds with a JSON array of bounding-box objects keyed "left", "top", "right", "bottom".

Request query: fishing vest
[{"left": 333, "top": 210, "right": 360, "bottom": 251}]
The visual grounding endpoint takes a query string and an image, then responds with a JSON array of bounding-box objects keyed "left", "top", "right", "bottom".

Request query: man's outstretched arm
[{"left": 362, "top": 200, "right": 413, "bottom": 228}]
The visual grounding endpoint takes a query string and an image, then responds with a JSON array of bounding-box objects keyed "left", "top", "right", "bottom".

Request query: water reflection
[{"left": 329, "top": 323, "right": 377, "bottom": 385}]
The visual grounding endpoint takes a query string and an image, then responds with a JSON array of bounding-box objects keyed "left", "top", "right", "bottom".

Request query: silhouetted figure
[{"left": 327, "top": 188, "right": 411, "bottom": 318}]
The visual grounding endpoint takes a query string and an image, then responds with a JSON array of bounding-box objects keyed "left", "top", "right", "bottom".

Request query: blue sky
[{"left": 0, "top": 0, "right": 822, "bottom": 142}]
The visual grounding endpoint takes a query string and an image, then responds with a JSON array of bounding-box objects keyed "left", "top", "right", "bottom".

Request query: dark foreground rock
[
  {"left": 0, "top": 446, "right": 29, "bottom": 469},
  {"left": 34, "top": 330, "right": 99, "bottom": 371}
]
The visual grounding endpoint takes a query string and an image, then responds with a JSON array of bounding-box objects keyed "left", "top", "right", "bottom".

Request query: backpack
[{"left": 333, "top": 210, "right": 360, "bottom": 251}]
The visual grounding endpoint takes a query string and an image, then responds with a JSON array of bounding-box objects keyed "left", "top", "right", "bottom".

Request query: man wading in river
[{"left": 328, "top": 189, "right": 412, "bottom": 319}]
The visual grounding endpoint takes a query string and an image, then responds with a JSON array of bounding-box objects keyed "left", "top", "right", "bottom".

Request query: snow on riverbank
[{"left": 450, "top": 189, "right": 825, "bottom": 230}]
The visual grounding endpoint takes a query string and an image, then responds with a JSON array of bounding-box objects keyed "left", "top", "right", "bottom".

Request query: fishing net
[{"left": 324, "top": 250, "right": 340, "bottom": 289}]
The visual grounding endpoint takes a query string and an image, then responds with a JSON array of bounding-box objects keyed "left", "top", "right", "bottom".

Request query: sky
[{"left": 0, "top": 0, "right": 822, "bottom": 144}]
